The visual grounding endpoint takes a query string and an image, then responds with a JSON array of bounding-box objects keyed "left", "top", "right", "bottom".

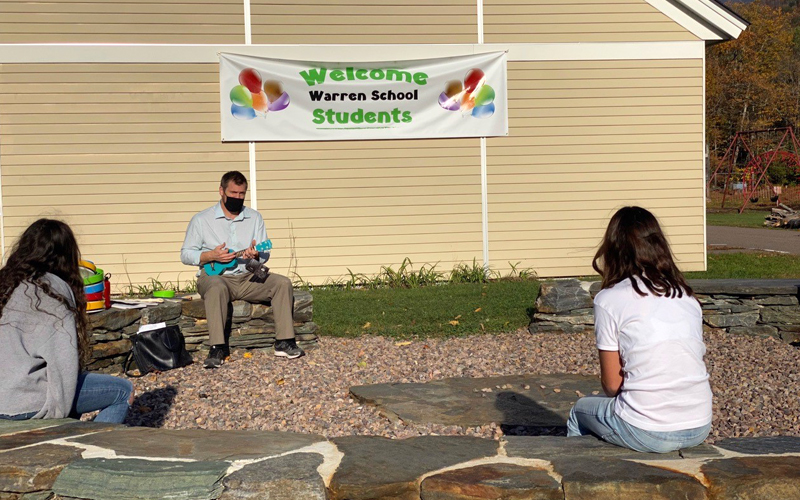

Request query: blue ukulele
[{"left": 203, "top": 240, "right": 272, "bottom": 276}]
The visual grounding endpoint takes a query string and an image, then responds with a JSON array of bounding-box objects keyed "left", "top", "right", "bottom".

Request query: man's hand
[
  {"left": 241, "top": 239, "right": 259, "bottom": 260},
  {"left": 201, "top": 243, "right": 236, "bottom": 265}
]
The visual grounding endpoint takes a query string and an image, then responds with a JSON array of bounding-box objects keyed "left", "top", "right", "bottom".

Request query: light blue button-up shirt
[{"left": 180, "top": 202, "right": 269, "bottom": 276}]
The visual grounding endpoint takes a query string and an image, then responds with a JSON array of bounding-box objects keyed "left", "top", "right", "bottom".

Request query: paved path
[{"left": 707, "top": 226, "right": 800, "bottom": 255}]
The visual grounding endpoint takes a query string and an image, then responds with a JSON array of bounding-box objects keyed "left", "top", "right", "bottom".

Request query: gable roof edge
[{"left": 644, "top": 0, "right": 748, "bottom": 42}]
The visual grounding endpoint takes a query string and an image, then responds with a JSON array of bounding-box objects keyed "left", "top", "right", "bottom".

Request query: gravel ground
[{"left": 124, "top": 330, "right": 800, "bottom": 442}]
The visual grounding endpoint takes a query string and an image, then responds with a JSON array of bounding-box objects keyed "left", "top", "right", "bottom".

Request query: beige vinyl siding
[
  {"left": 0, "top": 0, "right": 705, "bottom": 46},
  {"left": 484, "top": 0, "right": 699, "bottom": 43},
  {"left": 255, "top": 140, "right": 483, "bottom": 284},
  {"left": 487, "top": 59, "right": 705, "bottom": 277},
  {"left": 0, "top": 63, "right": 249, "bottom": 292},
  {"left": 0, "top": 0, "right": 245, "bottom": 44},
  {"left": 251, "top": 0, "right": 478, "bottom": 44},
  {"left": 0, "top": 58, "right": 706, "bottom": 286}
]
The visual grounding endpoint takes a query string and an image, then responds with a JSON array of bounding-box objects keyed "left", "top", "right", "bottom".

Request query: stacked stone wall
[
  {"left": 531, "top": 279, "right": 800, "bottom": 345},
  {"left": 88, "top": 291, "right": 318, "bottom": 373}
]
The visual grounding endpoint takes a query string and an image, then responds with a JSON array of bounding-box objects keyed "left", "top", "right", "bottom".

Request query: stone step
[
  {"left": 350, "top": 374, "right": 600, "bottom": 428},
  {"left": 1, "top": 419, "right": 798, "bottom": 500}
]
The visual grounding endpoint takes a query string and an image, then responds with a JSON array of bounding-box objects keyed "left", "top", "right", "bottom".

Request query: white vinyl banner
[{"left": 219, "top": 52, "right": 508, "bottom": 142}]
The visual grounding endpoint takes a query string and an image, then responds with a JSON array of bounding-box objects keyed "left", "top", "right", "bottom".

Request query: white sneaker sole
[{"left": 274, "top": 350, "right": 303, "bottom": 359}]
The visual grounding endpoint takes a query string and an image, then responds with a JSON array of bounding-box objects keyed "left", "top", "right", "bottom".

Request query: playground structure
[{"left": 707, "top": 127, "right": 800, "bottom": 212}]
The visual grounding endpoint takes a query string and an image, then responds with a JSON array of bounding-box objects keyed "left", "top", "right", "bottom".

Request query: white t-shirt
[{"left": 594, "top": 278, "right": 713, "bottom": 432}]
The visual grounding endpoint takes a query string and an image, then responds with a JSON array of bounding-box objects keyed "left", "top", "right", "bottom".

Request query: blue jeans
[
  {"left": 567, "top": 396, "right": 711, "bottom": 453},
  {"left": 71, "top": 372, "right": 133, "bottom": 424},
  {"left": 0, "top": 372, "right": 132, "bottom": 424}
]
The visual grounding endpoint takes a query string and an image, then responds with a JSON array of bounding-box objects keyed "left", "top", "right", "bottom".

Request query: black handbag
[{"left": 124, "top": 324, "right": 193, "bottom": 377}]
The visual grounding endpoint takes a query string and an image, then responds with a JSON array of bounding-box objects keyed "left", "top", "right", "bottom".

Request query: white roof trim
[
  {"left": 644, "top": 0, "right": 747, "bottom": 41},
  {"left": 0, "top": 42, "right": 704, "bottom": 64}
]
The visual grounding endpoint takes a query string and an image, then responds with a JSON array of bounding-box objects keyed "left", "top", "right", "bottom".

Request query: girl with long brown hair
[
  {"left": 567, "top": 207, "right": 712, "bottom": 452},
  {"left": 0, "top": 219, "right": 133, "bottom": 423}
]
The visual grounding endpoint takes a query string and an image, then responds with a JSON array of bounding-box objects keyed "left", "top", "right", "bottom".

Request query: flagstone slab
[
  {"left": 536, "top": 280, "right": 593, "bottom": 314},
  {"left": 503, "top": 435, "right": 721, "bottom": 461},
  {"left": 713, "top": 436, "right": 800, "bottom": 455},
  {"left": 675, "top": 444, "right": 724, "bottom": 460},
  {"left": 329, "top": 436, "right": 500, "bottom": 500},
  {"left": 88, "top": 308, "right": 142, "bottom": 331},
  {"left": 702, "top": 456, "right": 800, "bottom": 499},
  {"left": 0, "top": 420, "right": 75, "bottom": 437},
  {"left": 0, "top": 444, "right": 82, "bottom": 494},
  {"left": 219, "top": 452, "right": 326, "bottom": 500},
  {"left": 0, "top": 421, "right": 116, "bottom": 452},
  {"left": 72, "top": 427, "right": 325, "bottom": 461},
  {"left": 553, "top": 457, "right": 707, "bottom": 500},
  {"left": 420, "top": 463, "right": 562, "bottom": 500},
  {"left": 350, "top": 374, "right": 601, "bottom": 428},
  {"left": 53, "top": 458, "right": 228, "bottom": 500},
  {"left": 18, "top": 491, "right": 54, "bottom": 500}
]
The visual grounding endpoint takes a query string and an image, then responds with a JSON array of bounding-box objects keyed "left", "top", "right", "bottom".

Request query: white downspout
[
  {"left": 478, "top": 0, "right": 489, "bottom": 270},
  {"left": 0, "top": 129, "right": 5, "bottom": 264},
  {"left": 243, "top": 0, "right": 258, "bottom": 210}
]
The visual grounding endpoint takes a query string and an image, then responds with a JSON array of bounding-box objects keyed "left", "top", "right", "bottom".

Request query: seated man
[{"left": 181, "top": 170, "right": 304, "bottom": 368}]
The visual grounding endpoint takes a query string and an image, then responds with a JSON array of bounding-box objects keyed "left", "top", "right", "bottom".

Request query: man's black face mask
[{"left": 224, "top": 196, "right": 245, "bottom": 214}]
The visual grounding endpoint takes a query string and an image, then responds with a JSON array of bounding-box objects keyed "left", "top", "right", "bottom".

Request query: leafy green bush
[{"left": 293, "top": 259, "right": 537, "bottom": 290}]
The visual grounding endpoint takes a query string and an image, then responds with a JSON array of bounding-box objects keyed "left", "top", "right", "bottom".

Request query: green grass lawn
[
  {"left": 312, "top": 280, "right": 539, "bottom": 338},
  {"left": 311, "top": 248, "right": 799, "bottom": 340},
  {"left": 705, "top": 210, "right": 771, "bottom": 228},
  {"left": 686, "top": 252, "right": 800, "bottom": 280}
]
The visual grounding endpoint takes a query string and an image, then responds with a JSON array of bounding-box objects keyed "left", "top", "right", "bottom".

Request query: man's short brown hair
[{"left": 220, "top": 171, "right": 248, "bottom": 190}]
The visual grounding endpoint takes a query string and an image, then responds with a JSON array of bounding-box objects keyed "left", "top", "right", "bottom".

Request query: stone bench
[
  {"left": 87, "top": 290, "right": 318, "bottom": 373},
  {"left": 531, "top": 279, "right": 800, "bottom": 345},
  {"left": 1, "top": 419, "right": 798, "bottom": 500}
]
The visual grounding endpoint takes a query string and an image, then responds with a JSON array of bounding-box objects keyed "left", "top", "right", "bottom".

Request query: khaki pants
[{"left": 197, "top": 271, "right": 295, "bottom": 346}]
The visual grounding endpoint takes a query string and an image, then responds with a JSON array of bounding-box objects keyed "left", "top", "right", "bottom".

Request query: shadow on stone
[
  {"left": 125, "top": 386, "right": 178, "bottom": 428},
  {"left": 494, "top": 391, "right": 568, "bottom": 437},
  {"left": 350, "top": 374, "right": 599, "bottom": 429}
]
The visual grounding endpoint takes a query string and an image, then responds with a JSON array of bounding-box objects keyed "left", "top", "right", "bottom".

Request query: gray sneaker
[{"left": 274, "top": 339, "right": 305, "bottom": 359}]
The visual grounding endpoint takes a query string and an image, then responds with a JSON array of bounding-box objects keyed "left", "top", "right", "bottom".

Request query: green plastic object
[
  {"left": 153, "top": 289, "right": 175, "bottom": 298},
  {"left": 82, "top": 268, "right": 104, "bottom": 286}
]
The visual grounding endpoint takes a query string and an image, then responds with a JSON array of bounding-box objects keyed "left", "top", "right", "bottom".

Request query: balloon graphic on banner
[
  {"left": 464, "top": 68, "right": 484, "bottom": 93},
  {"left": 251, "top": 91, "right": 269, "bottom": 112},
  {"left": 231, "top": 104, "right": 256, "bottom": 120},
  {"left": 438, "top": 67, "right": 496, "bottom": 119},
  {"left": 229, "top": 69, "right": 290, "bottom": 120},
  {"left": 438, "top": 80, "right": 463, "bottom": 111},
  {"left": 264, "top": 80, "right": 290, "bottom": 112},
  {"left": 230, "top": 85, "right": 253, "bottom": 108},
  {"left": 239, "top": 68, "right": 263, "bottom": 93},
  {"left": 474, "top": 85, "right": 495, "bottom": 107}
]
